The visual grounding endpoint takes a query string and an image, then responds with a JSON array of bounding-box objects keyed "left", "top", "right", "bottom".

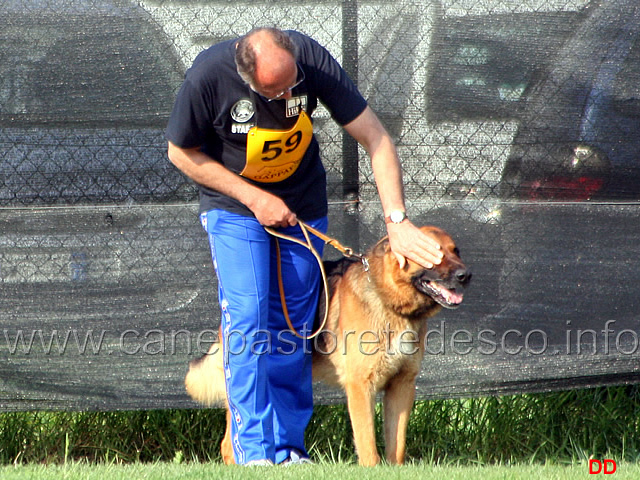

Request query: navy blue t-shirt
[{"left": 166, "top": 31, "right": 368, "bottom": 219}]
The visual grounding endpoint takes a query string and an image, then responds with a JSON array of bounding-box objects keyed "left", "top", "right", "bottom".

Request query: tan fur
[
  {"left": 184, "top": 339, "right": 226, "bottom": 407},
  {"left": 184, "top": 226, "right": 469, "bottom": 466}
]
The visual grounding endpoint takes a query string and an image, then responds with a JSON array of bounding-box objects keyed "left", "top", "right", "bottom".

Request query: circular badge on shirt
[{"left": 230, "top": 99, "right": 254, "bottom": 123}]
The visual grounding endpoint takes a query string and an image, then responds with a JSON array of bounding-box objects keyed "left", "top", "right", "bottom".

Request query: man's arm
[
  {"left": 342, "top": 106, "right": 443, "bottom": 269},
  {"left": 167, "top": 141, "right": 297, "bottom": 228}
]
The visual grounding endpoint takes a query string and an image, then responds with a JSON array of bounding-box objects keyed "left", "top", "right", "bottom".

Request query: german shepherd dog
[{"left": 185, "top": 226, "right": 471, "bottom": 466}]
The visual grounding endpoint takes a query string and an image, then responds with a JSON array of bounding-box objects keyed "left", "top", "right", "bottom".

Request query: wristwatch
[{"left": 384, "top": 210, "right": 407, "bottom": 224}]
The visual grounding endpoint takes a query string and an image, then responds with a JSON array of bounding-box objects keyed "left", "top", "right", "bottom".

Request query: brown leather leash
[{"left": 264, "top": 220, "right": 367, "bottom": 340}]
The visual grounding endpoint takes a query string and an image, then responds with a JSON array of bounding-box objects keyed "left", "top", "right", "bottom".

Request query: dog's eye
[{"left": 453, "top": 247, "right": 461, "bottom": 258}]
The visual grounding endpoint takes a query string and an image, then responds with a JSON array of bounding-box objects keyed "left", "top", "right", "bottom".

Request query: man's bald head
[{"left": 235, "top": 27, "right": 298, "bottom": 89}]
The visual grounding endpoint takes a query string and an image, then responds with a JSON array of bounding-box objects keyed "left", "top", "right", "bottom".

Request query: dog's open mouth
[{"left": 420, "top": 280, "right": 464, "bottom": 309}]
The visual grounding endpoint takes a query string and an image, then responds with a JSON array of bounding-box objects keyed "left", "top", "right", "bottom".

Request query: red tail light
[{"left": 525, "top": 176, "right": 605, "bottom": 201}]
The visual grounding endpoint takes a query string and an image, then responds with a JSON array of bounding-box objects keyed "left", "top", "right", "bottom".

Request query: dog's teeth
[
  {"left": 445, "top": 290, "right": 464, "bottom": 304},
  {"left": 429, "top": 282, "right": 463, "bottom": 305}
]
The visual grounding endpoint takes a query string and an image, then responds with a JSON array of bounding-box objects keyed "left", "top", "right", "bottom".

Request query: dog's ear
[{"left": 371, "top": 237, "right": 390, "bottom": 256}]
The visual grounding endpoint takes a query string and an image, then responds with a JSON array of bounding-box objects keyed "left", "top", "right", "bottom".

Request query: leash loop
[{"left": 263, "top": 220, "right": 363, "bottom": 340}]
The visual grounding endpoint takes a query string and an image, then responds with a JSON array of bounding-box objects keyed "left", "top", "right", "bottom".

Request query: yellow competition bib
[{"left": 241, "top": 110, "right": 313, "bottom": 183}]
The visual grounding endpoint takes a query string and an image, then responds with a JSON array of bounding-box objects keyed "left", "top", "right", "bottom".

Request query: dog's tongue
[
  {"left": 432, "top": 283, "right": 464, "bottom": 305},
  {"left": 443, "top": 288, "right": 464, "bottom": 305}
]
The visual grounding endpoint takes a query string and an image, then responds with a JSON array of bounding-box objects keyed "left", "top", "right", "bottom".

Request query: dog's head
[
  {"left": 370, "top": 225, "right": 472, "bottom": 316},
  {"left": 409, "top": 226, "right": 471, "bottom": 309}
]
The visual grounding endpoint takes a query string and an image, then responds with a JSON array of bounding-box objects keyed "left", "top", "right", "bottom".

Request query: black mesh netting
[{"left": 1, "top": 0, "right": 640, "bottom": 411}]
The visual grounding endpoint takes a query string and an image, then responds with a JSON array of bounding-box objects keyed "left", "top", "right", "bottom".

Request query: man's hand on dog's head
[{"left": 386, "top": 221, "right": 443, "bottom": 270}]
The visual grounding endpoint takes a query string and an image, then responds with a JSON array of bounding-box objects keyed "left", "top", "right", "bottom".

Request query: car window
[
  {"left": 0, "top": 12, "right": 183, "bottom": 126},
  {"left": 612, "top": 37, "right": 640, "bottom": 117}
]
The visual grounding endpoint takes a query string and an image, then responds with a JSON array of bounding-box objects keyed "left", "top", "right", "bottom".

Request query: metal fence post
[{"left": 341, "top": 0, "right": 361, "bottom": 246}]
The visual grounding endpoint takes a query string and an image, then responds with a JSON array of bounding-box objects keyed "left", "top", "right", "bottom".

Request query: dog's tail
[{"left": 184, "top": 342, "right": 227, "bottom": 407}]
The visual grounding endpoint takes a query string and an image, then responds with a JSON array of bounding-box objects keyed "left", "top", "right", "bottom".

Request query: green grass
[
  {"left": 1, "top": 386, "right": 640, "bottom": 469},
  {"left": 2, "top": 462, "right": 640, "bottom": 480}
]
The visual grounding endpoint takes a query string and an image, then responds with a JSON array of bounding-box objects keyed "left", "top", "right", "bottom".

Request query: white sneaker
[
  {"left": 282, "top": 449, "right": 314, "bottom": 466},
  {"left": 244, "top": 459, "right": 274, "bottom": 467}
]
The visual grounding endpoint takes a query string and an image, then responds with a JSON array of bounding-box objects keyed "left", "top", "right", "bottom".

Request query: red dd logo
[{"left": 589, "top": 459, "right": 617, "bottom": 474}]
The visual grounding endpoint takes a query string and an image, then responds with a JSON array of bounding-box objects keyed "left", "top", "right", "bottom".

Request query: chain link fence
[
  {"left": 2, "top": 0, "right": 640, "bottom": 410},
  {"left": 6, "top": 0, "right": 620, "bottom": 211}
]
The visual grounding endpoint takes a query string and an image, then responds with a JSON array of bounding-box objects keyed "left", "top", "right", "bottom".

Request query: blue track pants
[{"left": 200, "top": 209, "right": 327, "bottom": 465}]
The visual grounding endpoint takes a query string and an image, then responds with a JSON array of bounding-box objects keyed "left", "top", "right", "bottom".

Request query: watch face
[{"left": 390, "top": 210, "right": 406, "bottom": 223}]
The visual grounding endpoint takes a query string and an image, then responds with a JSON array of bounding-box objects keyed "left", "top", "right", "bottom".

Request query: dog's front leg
[
  {"left": 221, "top": 407, "right": 235, "bottom": 465},
  {"left": 345, "top": 382, "right": 379, "bottom": 466},
  {"left": 383, "top": 370, "right": 417, "bottom": 464}
]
